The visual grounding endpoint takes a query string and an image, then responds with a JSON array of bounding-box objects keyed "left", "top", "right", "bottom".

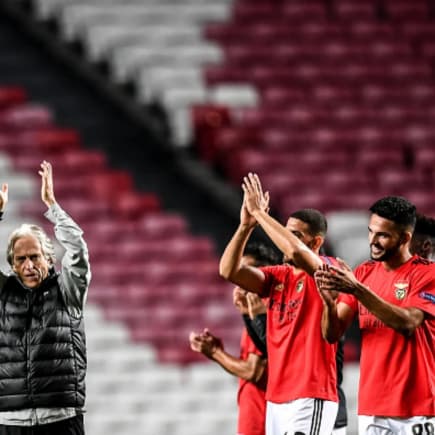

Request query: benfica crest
[
  {"left": 394, "top": 281, "right": 408, "bottom": 300},
  {"left": 275, "top": 283, "right": 284, "bottom": 292},
  {"left": 296, "top": 280, "right": 304, "bottom": 293}
]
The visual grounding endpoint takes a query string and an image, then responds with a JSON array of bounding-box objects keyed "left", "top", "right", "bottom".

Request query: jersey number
[{"left": 412, "top": 423, "right": 434, "bottom": 435}]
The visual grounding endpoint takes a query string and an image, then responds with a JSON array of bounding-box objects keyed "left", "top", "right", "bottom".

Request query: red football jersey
[
  {"left": 341, "top": 256, "right": 435, "bottom": 417},
  {"left": 237, "top": 328, "right": 267, "bottom": 435},
  {"left": 260, "top": 264, "right": 338, "bottom": 403}
]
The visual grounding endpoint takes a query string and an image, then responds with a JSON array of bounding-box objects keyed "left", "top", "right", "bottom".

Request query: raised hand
[
  {"left": 246, "top": 292, "right": 267, "bottom": 319},
  {"left": 38, "top": 161, "right": 56, "bottom": 208},
  {"left": 0, "top": 183, "right": 8, "bottom": 212},
  {"left": 242, "top": 173, "right": 270, "bottom": 216},
  {"left": 233, "top": 287, "right": 249, "bottom": 315},
  {"left": 240, "top": 195, "right": 257, "bottom": 228}
]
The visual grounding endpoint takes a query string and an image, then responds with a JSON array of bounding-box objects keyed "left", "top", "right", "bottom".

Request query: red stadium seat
[
  {"left": 0, "top": 86, "right": 27, "bottom": 109},
  {"left": 383, "top": 0, "right": 429, "bottom": 21},
  {"left": 139, "top": 212, "right": 189, "bottom": 239},
  {"left": 0, "top": 104, "right": 53, "bottom": 131},
  {"left": 113, "top": 191, "right": 160, "bottom": 220},
  {"left": 333, "top": 0, "right": 376, "bottom": 20}
]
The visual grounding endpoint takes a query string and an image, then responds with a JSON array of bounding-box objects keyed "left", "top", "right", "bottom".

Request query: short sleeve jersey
[
  {"left": 237, "top": 328, "right": 267, "bottom": 435},
  {"left": 260, "top": 263, "right": 338, "bottom": 404},
  {"left": 341, "top": 256, "right": 435, "bottom": 417}
]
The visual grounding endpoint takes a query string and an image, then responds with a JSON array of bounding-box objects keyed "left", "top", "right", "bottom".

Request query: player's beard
[{"left": 370, "top": 239, "right": 402, "bottom": 262}]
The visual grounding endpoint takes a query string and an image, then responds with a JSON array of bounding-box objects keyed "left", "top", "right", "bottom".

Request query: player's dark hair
[
  {"left": 290, "top": 209, "right": 328, "bottom": 237},
  {"left": 369, "top": 196, "right": 416, "bottom": 230},
  {"left": 243, "top": 242, "right": 281, "bottom": 267},
  {"left": 414, "top": 213, "right": 435, "bottom": 238}
]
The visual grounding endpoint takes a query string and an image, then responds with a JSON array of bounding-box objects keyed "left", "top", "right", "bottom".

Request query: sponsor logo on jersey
[
  {"left": 274, "top": 283, "right": 284, "bottom": 292},
  {"left": 419, "top": 291, "right": 435, "bottom": 304},
  {"left": 296, "top": 280, "right": 304, "bottom": 293},
  {"left": 394, "top": 281, "right": 408, "bottom": 300}
]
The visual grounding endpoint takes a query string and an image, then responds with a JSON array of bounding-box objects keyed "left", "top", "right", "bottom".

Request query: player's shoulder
[
  {"left": 410, "top": 256, "right": 433, "bottom": 267},
  {"left": 355, "top": 259, "right": 377, "bottom": 271},
  {"left": 320, "top": 255, "right": 336, "bottom": 266}
]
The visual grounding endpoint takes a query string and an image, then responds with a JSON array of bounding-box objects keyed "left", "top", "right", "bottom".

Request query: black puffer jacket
[{"left": 0, "top": 270, "right": 86, "bottom": 411}]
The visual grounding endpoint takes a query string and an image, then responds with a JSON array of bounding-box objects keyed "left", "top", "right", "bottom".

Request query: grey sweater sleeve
[{"left": 44, "top": 203, "right": 91, "bottom": 317}]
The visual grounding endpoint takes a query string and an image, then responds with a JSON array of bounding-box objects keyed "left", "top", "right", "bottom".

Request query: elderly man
[{"left": 0, "top": 161, "right": 91, "bottom": 435}]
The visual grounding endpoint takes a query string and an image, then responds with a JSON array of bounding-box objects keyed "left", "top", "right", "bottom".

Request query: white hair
[{"left": 7, "top": 224, "right": 56, "bottom": 266}]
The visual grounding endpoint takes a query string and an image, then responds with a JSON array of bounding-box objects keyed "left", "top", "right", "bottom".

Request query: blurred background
[{"left": 1, "top": 0, "right": 434, "bottom": 433}]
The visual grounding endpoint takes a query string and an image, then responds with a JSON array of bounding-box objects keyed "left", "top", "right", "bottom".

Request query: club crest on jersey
[
  {"left": 394, "top": 281, "right": 408, "bottom": 300},
  {"left": 296, "top": 280, "right": 304, "bottom": 293},
  {"left": 274, "top": 283, "right": 284, "bottom": 292}
]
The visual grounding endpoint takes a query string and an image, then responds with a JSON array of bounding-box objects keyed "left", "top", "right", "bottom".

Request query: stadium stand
[
  {"left": 7, "top": 0, "right": 434, "bottom": 432},
  {"left": 0, "top": 85, "right": 242, "bottom": 434}
]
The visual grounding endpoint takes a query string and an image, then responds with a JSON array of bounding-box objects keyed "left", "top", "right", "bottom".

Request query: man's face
[
  {"left": 12, "top": 235, "right": 50, "bottom": 289},
  {"left": 284, "top": 217, "right": 316, "bottom": 263},
  {"left": 368, "top": 214, "right": 405, "bottom": 262}
]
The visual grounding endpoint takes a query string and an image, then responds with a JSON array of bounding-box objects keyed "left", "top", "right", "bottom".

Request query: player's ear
[
  {"left": 312, "top": 235, "right": 324, "bottom": 252},
  {"left": 401, "top": 231, "right": 412, "bottom": 245},
  {"left": 422, "top": 239, "right": 432, "bottom": 258}
]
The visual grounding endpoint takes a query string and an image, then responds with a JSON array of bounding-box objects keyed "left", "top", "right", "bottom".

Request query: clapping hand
[
  {"left": 38, "top": 161, "right": 56, "bottom": 208},
  {"left": 189, "top": 328, "right": 223, "bottom": 358},
  {"left": 246, "top": 293, "right": 267, "bottom": 319},
  {"left": 315, "top": 258, "right": 358, "bottom": 297},
  {"left": 233, "top": 287, "right": 249, "bottom": 315},
  {"left": 0, "top": 183, "right": 8, "bottom": 212},
  {"left": 242, "top": 173, "right": 270, "bottom": 217}
]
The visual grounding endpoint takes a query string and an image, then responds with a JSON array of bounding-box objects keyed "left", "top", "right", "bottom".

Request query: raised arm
[
  {"left": 243, "top": 173, "right": 323, "bottom": 276},
  {"left": 40, "top": 161, "right": 91, "bottom": 316},
  {"left": 219, "top": 192, "right": 266, "bottom": 295},
  {"left": 0, "top": 183, "right": 8, "bottom": 214},
  {"left": 0, "top": 183, "right": 8, "bottom": 285}
]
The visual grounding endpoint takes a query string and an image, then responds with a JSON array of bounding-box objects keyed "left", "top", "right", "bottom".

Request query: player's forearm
[
  {"left": 321, "top": 303, "right": 343, "bottom": 343},
  {"left": 251, "top": 209, "right": 322, "bottom": 274},
  {"left": 219, "top": 223, "right": 254, "bottom": 280},
  {"left": 354, "top": 283, "right": 424, "bottom": 336},
  {"left": 211, "top": 348, "right": 263, "bottom": 382}
]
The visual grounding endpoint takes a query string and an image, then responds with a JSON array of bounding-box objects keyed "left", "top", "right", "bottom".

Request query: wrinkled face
[
  {"left": 368, "top": 214, "right": 404, "bottom": 262},
  {"left": 12, "top": 235, "right": 50, "bottom": 289},
  {"left": 284, "top": 217, "right": 316, "bottom": 263}
]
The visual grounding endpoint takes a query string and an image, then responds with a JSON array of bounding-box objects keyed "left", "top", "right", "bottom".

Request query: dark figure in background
[
  {"left": 410, "top": 213, "right": 435, "bottom": 259},
  {"left": 0, "top": 161, "right": 91, "bottom": 435},
  {"left": 190, "top": 243, "right": 280, "bottom": 435}
]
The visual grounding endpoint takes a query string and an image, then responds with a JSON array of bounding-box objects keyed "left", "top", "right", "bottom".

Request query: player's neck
[{"left": 382, "top": 251, "right": 413, "bottom": 271}]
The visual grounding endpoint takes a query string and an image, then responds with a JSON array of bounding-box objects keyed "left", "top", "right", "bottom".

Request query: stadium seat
[
  {"left": 0, "top": 104, "right": 53, "bottom": 131},
  {"left": 0, "top": 86, "right": 27, "bottom": 108}
]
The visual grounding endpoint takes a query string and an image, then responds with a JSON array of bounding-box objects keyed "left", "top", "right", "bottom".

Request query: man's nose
[{"left": 23, "top": 258, "right": 34, "bottom": 269}]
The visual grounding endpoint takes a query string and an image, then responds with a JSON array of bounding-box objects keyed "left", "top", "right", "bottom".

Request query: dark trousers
[{"left": 0, "top": 415, "right": 84, "bottom": 435}]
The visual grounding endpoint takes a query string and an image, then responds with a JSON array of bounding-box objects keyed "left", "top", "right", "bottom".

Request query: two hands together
[
  {"left": 189, "top": 287, "right": 267, "bottom": 358},
  {"left": 315, "top": 258, "right": 360, "bottom": 307}
]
